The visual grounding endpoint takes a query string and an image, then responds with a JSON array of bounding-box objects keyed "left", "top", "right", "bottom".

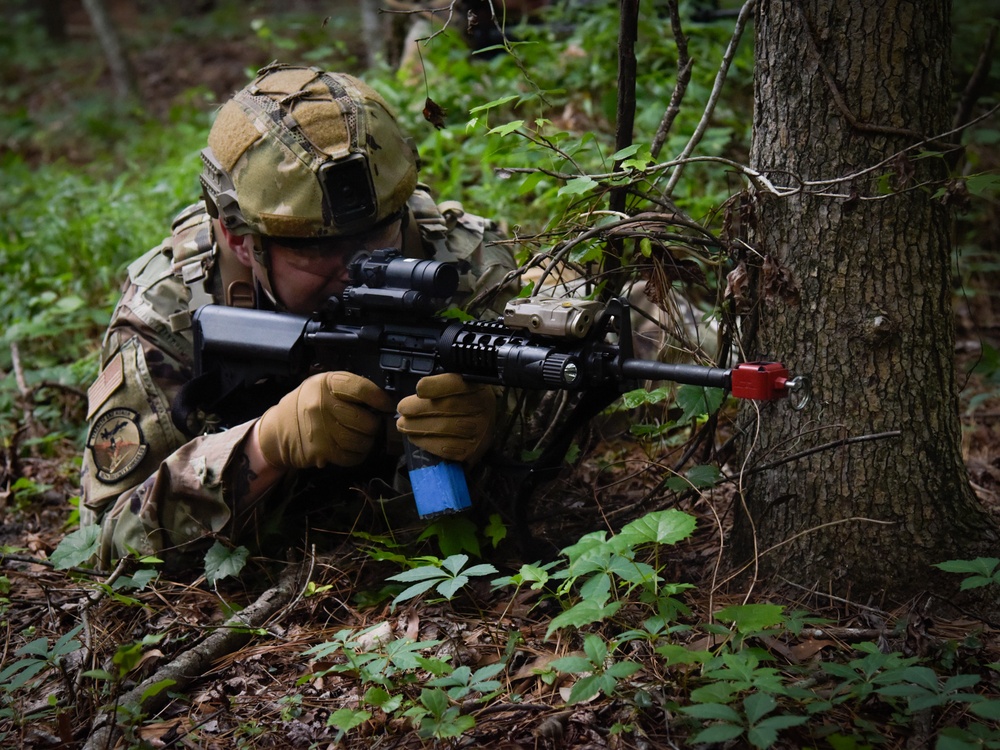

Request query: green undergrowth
[{"left": 7, "top": 509, "right": 1000, "bottom": 748}]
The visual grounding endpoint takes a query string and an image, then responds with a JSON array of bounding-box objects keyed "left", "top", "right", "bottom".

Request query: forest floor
[{"left": 3, "top": 3, "right": 1000, "bottom": 749}]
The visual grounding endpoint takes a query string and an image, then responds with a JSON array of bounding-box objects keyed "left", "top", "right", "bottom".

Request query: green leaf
[
  {"left": 488, "top": 119, "right": 524, "bottom": 137},
  {"left": 611, "top": 144, "right": 642, "bottom": 161},
  {"left": 934, "top": 557, "right": 999, "bottom": 576},
  {"left": 747, "top": 725, "right": 780, "bottom": 749},
  {"left": 559, "top": 176, "right": 599, "bottom": 196},
  {"left": 420, "top": 687, "right": 449, "bottom": 715},
  {"left": 682, "top": 702, "right": 743, "bottom": 722},
  {"left": 676, "top": 385, "right": 724, "bottom": 424},
  {"left": 714, "top": 603, "right": 786, "bottom": 634},
  {"left": 484, "top": 514, "right": 507, "bottom": 548},
  {"left": 387, "top": 565, "right": 447, "bottom": 583},
  {"left": 616, "top": 509, "right": 697, "bottom": 549},
  {"left": 755, "top": 715, "right": 809, "bottom": 731},
  {"left": 686, "top": 464, "right": 723, "bottom": 489},
  {"left": 655, "top": 643, "right": 712, "bottom": 666},
  {"left": 970, "top": 699, "right": 1000, "bottom": 720},
  {"left": 140, "top": 679, "right": 176, "bottom": 702},
  {"left": 965, "top": 173, "right": 1000, "bottom": 198},
  {"left": 328, "top": 708, "right": 370, "bottom": 731},
  {"left": 690, "top": 724, "right": 745, "bottom": 744},
  {"left": 469, "top": 94, "right": 520, "bottom": 114},
  {"left": 390, "top": 579, "right": 439, "bottom": 609},
  {"left": 621, "top": 386, "right": 669, "bottom": 409},
  {"left": 436, "top": 575, "right": 469, "bottom": 600},
  {"left": 463, "top": 564, "right": 499, "bottom": 578},
  {"left": 546, "top": 599, "right": 622, "bottom": 639},
  {"left": 567, "top": 673, "right": 602, "bottom": 704},
  {"left": 204, "top": 543, "right": 248, "bottom": 586},
  {"left": 551, "top": 656, "right": 593, "bottom": 674},
  {"left": 441, "top": 554, "right": 470, "bottom": 576},
  {"left": 606, "top": 660, "right": 642, "bottom": 679},
  {"left": 50, "top": 525, "right": 100, "bottom": 570},
  {"left": 743, "top": 692, "right": 777, "bottom": 725},
  {"left": 582, "top": 634, "right": 607, "bottom": 665}
]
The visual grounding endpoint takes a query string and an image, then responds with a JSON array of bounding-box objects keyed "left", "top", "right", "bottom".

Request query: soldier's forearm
[{"left": 227, "top": 421, "right": 286, "bottom": 532}]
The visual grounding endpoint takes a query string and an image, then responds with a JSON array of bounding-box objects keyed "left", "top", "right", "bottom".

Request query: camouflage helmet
[{"left": 200, "top": 62, "right": 418, "bottom": 238}]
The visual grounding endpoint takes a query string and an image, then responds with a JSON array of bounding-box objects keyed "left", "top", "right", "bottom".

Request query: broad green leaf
[
  {"left": 567, "top": 673, "right": 602, "bottom": 703},
  {"left": 681, "top": 702, "right": 743, "bottom": 722},
  {"left": 743, "top": 692, "right": 777, "bottom": 725},
  {"left": 484, "top": 514, "right": 507, "bottom": 548},
  {"left": 655, "top": 643, "right": 712, "bottom": 666},
  {"left": 204, "top": 543, "right": 248, "bottom": 586},
  {"left": 690, "top": 724, "right": 744, "bottom": 745},
  {"left": 970, "top": 699, "right": 1000, "bottom": 720},
  {"left": 328, "top": 708, "right": 370, "bottom": 731},
  {"left": 616, "top": 509, "right": 697, "bottom": 549},
  {"left": 16, "top": 637, "right": 53, "bottom": 658},
  {"left": 441, "top": 554, "right": 470, "bottom": 576},
  {"left": 387, "top": 566, "right": 448, "bottom": 583},
  {"left": 50, "top": 525, "right": 100, "bottom": 570},
  {"left": 551, "top": 656, "right": 593, "bottom": 674},
  {"left": 714, "top": 603, "right": 786, "bottom": 634},
  {"left": 436, "top": 574, "right": 469, "bottom": 600},
  {"left": 391, "top": 579, "right": 439, "bottom": 609},
  {"left": 606, "top": 661, "right": 642, "bottom": 679},
  {"left": 611, "top": 144, "right": 641, "bottom": 161},
  {"left": 621, "top": 386, "right": 669, "bottom": 409},
  {"left": 488, "top": 119, "right": 524, "bottom": 137},
  {"left": 420, "top": 687, "right": 449, "bottom": 714},
  {"left": 686, "top": 464, "right": 723, "bottom": 489},
  {"left": 546, "top": 599, "right": 622, "bottom": 639},
  {"left": 468, "top": 94, "right": 520, "bottom": 114},
  {"left": 934, "top": 557, "right": 999, "bottom": 576},
  {"left": 582, "top": 634, "right": 607, "bottom": 665},
  {"left": 463, "top": 564, "right": 499, "bottom": 578},
  {"left": 966, "top": 173, "right": 1000, "bottom": 198},
  {"left": 559, "top": 176, "right": 599, "bottom": 196},
  {"left": 676, "top": 385, "right": 724, "bottom": 424},
  {"left": 141, "top": 679, "right": 176, "bottom": 702},
  {"left": 755, "top": 715, "right": 809, "bottom": 731}
]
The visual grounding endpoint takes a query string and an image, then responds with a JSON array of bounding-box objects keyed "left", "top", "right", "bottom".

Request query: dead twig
[{"left": 82, "top": 562, "right": 304, "bottom": 750}]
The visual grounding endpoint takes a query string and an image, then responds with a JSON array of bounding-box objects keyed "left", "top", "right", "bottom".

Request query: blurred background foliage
[{"left": 0, "top": 0, "right": 996, "bottom": 463}]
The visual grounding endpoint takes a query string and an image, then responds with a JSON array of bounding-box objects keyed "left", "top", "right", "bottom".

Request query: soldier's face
[
  {"left": 264, "top": 241, "right": 353, "bottom": 315},
  {"left": 263, "top": 221, "right": 404, "bottom": 314}
]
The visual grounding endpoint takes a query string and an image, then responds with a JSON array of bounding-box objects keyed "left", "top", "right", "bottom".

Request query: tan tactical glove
[
  {"left": 396, "top": 373, "right": 496, "bottom": 465},
  {"left": 257, "top": 372, "right": 395, "bottom": 469}
]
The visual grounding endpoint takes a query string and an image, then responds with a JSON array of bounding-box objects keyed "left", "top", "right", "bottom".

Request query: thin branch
[
  {"left": 651, "top": 0, "right": 692, "bottom": 159},
  {"left": 952, "top": 25, "right": 998, "bottom": 131},
  {"left": 744, "top": 430, "right": 902, "bottom": 475},
  {"left": 664, "top": 0, "right": 755, "bottom": 194}
]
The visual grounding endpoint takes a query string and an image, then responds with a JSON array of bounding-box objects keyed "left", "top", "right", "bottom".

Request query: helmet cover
[{"left": 203, "top": 63, "right": 418, "bottom": 238}]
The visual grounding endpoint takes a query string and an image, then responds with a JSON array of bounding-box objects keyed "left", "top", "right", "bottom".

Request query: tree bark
[{"left": 730, "top": 0, "right": 999, "bottom": 610}]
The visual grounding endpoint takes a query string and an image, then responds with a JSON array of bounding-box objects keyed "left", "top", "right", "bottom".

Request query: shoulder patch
[
  {"left": 87, "top": 353, "right": 124, "bottom": 420},
  {"left": 87, "top": 407, "right": 149, "bottom": 484}
]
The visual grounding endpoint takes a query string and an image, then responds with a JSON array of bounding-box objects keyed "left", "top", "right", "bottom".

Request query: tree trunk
[
  {"left": 730, "top": 0, "right": 999, "bottom": 609},
  {"left": 81, "top": 0, "right": 138, "bottom": 101}
]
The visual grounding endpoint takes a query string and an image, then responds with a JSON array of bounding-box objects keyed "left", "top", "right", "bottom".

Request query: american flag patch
[{"left": 87, "top": 353, "right": 124, "bottom": 420}]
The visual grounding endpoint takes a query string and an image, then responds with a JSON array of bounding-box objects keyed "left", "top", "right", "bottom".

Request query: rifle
[{"left": 191, "top": 249, "right": 807, "bottom": 518}]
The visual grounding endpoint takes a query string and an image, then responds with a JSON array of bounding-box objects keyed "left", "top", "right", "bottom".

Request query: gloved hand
[
  {"left": 396, "top": 373, "right": 496, "bottom": 465},
  {"left": 257, "top": 371, "right": 395, "bottom": 469}
]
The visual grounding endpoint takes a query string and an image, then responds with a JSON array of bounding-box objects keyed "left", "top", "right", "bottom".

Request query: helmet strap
[{"left": 250, "top": 235, "right": 283, "bottom": 311}]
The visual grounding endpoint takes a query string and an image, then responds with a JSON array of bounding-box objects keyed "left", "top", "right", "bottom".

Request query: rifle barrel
[{"left": 620, "top": 359, "right": 731, "bottom": 389}]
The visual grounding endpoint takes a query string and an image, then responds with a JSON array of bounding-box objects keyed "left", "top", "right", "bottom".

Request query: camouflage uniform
[{"left": 81, "top": 192, "right": 516, "bottom": 569}]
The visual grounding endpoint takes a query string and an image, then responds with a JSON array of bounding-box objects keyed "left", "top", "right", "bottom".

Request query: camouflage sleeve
[
  {"left": 440, "top": 204, "right": 520, "bottom": 318},
  {"left": 80, "top": 244, "right": 250, "bottom": 569}
]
